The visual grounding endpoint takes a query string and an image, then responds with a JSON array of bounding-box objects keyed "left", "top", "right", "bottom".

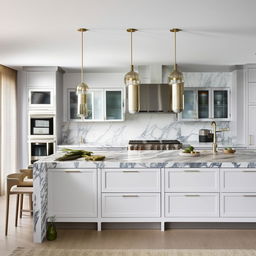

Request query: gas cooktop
[{"left": 128, "top": 140, "right": 182, "bottom": 150}]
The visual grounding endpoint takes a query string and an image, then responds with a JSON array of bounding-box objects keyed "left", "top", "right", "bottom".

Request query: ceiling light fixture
[
  {"left": 76, "top": 28, "right": 89, "bottom": 119},
  {"left": 124, "top": 28, "right": 140, "bottom": 114},
  {"left": 168, "top": 28, "right": 184, "bottom": 114}
]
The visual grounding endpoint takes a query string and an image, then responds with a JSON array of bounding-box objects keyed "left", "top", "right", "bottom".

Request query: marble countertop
[{"left": 35, "top": 149, "right": 256, "bottom": 168}]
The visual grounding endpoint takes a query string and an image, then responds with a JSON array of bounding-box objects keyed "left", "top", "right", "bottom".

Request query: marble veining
[
  {"left": 33, "top": 149, "right": 256, "bottom": 243},
  {"left": 62, "top": 72, "right": 233, "bottom": 146}
]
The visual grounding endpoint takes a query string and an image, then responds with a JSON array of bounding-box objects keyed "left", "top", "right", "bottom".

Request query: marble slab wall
[{"left": 62, "top": 72, "right": 234, "bottom": 146}]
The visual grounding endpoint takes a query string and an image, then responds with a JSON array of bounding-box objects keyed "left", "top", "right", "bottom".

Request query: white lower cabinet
[
  {"left": 102, "top": 169, "right": 160, "bottom": 192},
  {"left": 221, "top": 169, "right": 256, "bottom": 192},
  {"left": 48, "top": 169, "right": 97, "bottom": 218},
  {"left": 165, "top": 193, "right": 219, "bottom": 217},
  {"left": 102, "top": 193, "right": 160, "bottom": 217},
  {"left": 221, "top": 193, "right": 256, "bottom": 217},
  {"left": 165, "top": 168, "right": 219, "bottom": 192}
]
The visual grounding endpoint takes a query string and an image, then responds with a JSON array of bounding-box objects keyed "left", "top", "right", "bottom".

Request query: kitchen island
[{"left": 33, "top": 149, "right": 256, "bottom": 243}]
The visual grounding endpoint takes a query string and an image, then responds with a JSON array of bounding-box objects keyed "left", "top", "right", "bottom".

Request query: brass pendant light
[
  {"left": 76, "top": 28, "right": 89, "bottom": 119},
  {"left": 124, "top": 28, "right": 140, "bottom": 114},
  {"left": 168, "top": 28, "right": 184, "bottom": 114}
]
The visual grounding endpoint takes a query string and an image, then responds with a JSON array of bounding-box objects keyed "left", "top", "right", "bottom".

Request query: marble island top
[{"left": 35, "top": 149, "right": 256, "bottom": 168}]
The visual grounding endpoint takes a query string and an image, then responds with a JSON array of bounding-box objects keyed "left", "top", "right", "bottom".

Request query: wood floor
[{"left": 2, "top": 196, "right": 256, "bottom": 256}]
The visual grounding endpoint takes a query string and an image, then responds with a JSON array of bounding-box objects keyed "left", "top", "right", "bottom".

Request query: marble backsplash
[
  {"left": 62, "top": 113, "right": 232, "bottom": 146},
  {"left": 61, "top": 72, "right": 234, "bottom": 147}
]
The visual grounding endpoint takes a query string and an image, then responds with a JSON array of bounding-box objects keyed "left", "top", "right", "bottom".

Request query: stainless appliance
[
  {"left": 199, "top": 129, "right": 213, "bottom": 142},
  {"left": 30, "top": 117, "right": 53, "bottom": 135},
  {"left": 128, "top": 140, "right": 182, "bottom": 150},
  {"left": 31, "top": 142, "right": 54, "bottom": 163},
  {"left": 139, "top": 84, "right": 172, "bottom": 113}
]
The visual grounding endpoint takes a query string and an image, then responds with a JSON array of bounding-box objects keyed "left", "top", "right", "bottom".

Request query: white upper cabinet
[
  {"left": 27, "top": 72, "right": 56, "bottom": 88},
  {"left": 67, "top": 88, "right": 124, "bottom": 122},
  {"left": 180, "top": 87, "right": 230, "bottom": 121}
]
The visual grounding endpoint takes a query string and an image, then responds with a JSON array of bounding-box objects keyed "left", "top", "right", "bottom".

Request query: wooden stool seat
[
  {"left": 11, "top": 186, "right": 33, "bottom": 193},
  {"left": 5, "top": 171, "right": 33, "bottom": 236}
]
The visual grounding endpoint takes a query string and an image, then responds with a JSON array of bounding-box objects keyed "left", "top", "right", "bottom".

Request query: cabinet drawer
[
  {"left": 102, "top": 193, "right": 160, "bottom": 217},
  {"left": 165, "top": 193, "right": 219, "bottom": 217},
  {"left": 48, "top": 169, "right": 97, "bottom": 218},
  {"left": 165, "top": 168, "right": 219, "bottom": 192},
  {"left": 102, "top": 169, "right": 160, "bottom": 192},
  {"left": 221, "top": 193, "right": 256, "bottom": 217},
  {"left": 221, "top": 169, "right": 256, "bottom": 192}
]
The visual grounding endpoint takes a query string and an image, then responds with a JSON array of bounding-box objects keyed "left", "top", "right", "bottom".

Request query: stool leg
[
  {"left": 29, "top": 194, "right": 33, "bottom": 216},
  {"left": 20, "top": 194, "right": 23, "bottom": 218},
  {"left": 5, "top": 193, "right": 10, "bottom": 236},
  {"left": 15, "top": 194, "right": 20, "bottom": 227}
]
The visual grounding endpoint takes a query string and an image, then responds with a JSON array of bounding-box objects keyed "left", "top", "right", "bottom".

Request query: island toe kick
[{"left": 33, "top": 154, "right": 256, "bottom": 243}]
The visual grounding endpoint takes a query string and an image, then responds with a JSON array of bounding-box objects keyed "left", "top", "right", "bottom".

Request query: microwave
[{"left": 30, "top": 118, "right": 54, "bottom": 135}]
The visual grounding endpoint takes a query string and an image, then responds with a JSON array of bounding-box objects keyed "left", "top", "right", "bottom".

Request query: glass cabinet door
[
  {"left": 29, "top": 89, "right": 53, "bottom": 108},
  {"left": 182, "top": 89, "right": 197, "bottom": 119},
  {"left": 213, "top": 90, "right": 228, "bottom": 119},
  {"left": 198, "top": 90, "right": 210, "bottom": 119},
  {"left": 105, "top": 90, "right": 122, "bottom": 120},
  {"left": 69, "top": 91, "right": 93, "bottom": 120}
]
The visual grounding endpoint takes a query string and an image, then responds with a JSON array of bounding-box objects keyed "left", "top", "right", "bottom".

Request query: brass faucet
[{"left": 211, "top": 121, "right": 229, "bottom": 154}]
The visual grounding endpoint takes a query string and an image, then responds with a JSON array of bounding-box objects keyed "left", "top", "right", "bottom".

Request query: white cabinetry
[
  {"left": 180, "top": 88, "right": 230, "bottom": 121},
  {"left": 102, "top": 193, "right": 160, "bottom": 218},
  {"left": 165, "top": 193, "right": 219, "bottom": 217},
  {"left": 245, "top": 66, "right": 256, "bottom": 147},
  {"left": 48, "top": 169, "right": 97, "bottom": 219}
]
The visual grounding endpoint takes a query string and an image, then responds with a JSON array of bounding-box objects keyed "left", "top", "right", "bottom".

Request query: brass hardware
[
  {"left": 243, "top": 195, "right": 256, "bottom": 197},
  {"left": 122, "top": 170, "right": 139, "bottom": 173},
  {"left": 242, "top": 170, "right": 256, "bottom": 172},
  {"left": 168, "top": 28, "right": 184, "bottom": 114},
  {"left": 127, "top": 28, "right": 137, "bottom": 33},
  {"left": 122, "top": 195, "right": 139, "bottom": 197},
  {"left": 185, "top": 195, "right": 200, "bottom": 197},
  {"left": 76, "top": 28, "right": 89, "bottom": 119},
  {"left": 77, "top": 28, "right": 88, "bottom": 32},
  {"left": 64, "top": 170, "right": 81, "bottom": 173},
  {"left": 124, "top": 28, "right": 140, "bottom": 114},
  {"left": 184, "top": 170, "right": 200, "bottom": 172},
  {"left": 211, "top": 121, "right": 229, "bottom": 154}
]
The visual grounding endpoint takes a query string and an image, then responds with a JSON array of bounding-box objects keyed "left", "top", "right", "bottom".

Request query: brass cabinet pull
[
  {"left": 184, "top": 170, "right": 200, "bottom": 172},
  {"left": 242, "top": 170, "right": 256, "bottom": 172},
  {"left": 243, "top": 195, "right": 256, "bottom": 197},
  {"left": 64, "top": 170, "right": 81, "bottom": 173},
  {"left": 122, "top": 170, "right": 139, "bottom": 173},
  {"left": 185, "top": 194, "right": 200, "bottom": 197},
  {"left": 122, "top": 195, "right": 139, "bottom": 197}
]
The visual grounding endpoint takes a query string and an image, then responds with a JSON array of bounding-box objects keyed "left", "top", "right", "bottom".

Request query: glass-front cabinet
[
  {"left": 68, "top": 88, "right": 124, "bottom": 121},
  {"left": 180, "top": 88, "right": 230, "bottom": 121},
  {"left": 28, "top": 88, "right": 54, "bottom": 109},
  {"left": 182, "top": 90, "right": 197, "bottom": 119}
]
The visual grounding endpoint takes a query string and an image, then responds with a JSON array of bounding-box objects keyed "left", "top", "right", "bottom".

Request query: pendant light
[
  {"left": 76, "top": 28, "right": 89, "bottom": 119},
  {"left": 124, "top": 28, "right": 140, "bottom": 114},
  {"left": 168, "top": 28, "right": 184, "bottom": 113}
]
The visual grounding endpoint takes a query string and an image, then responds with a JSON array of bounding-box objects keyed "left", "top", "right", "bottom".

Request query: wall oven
[
  {"left": 30, "top": 141, "right": 54, "bottom": 163},
  {"left": 30, "top": 117, "right": 54, "bottom": 135}
]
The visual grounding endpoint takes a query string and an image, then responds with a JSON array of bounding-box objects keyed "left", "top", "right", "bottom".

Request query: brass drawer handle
[
  {"left": 243, "top": 195, "right": 256, "bottom": 197},
  {"left": 122, "top": 195, "right": 139, "bottom": 197},
  {"left": 242, "top": 170, "right": 256, "bottom": 172},
  {"left": 64, "top": 170, "right": 81, "bottom": 173},
  {"left": 185, "top": 195, "right": 200, "bottom": 197},
  {"left": 122, "top": 170, "right": 139, "bottom": 173},
  {"left": 184, "top": 170, "right": 200, "bottom": 172}
]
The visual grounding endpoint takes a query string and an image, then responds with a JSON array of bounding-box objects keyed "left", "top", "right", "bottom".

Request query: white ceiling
[{"left": 1, "top": 0, "right": 256, "bottom": 71}]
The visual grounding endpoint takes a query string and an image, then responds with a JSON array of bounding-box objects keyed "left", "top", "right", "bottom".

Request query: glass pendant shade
[
  {"left": 76, "top": 28, "right": 89, "bottom": 119},
  {"left": 124, "top": 29, "right": 140, "bottom": 114},
  {"left": 168, "top": 29, "right": 184, "bottom": 114},
  {"left": 124, "top": 65, "right": 140, "bottom": 114},
  {"left": 76, "top": 82, "right": 89, "bottom": 118}
]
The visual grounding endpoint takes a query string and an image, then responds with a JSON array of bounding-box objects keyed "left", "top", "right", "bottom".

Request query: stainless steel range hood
[{"left": 137, "top": 65, "right": 172, "bottom": 113}]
